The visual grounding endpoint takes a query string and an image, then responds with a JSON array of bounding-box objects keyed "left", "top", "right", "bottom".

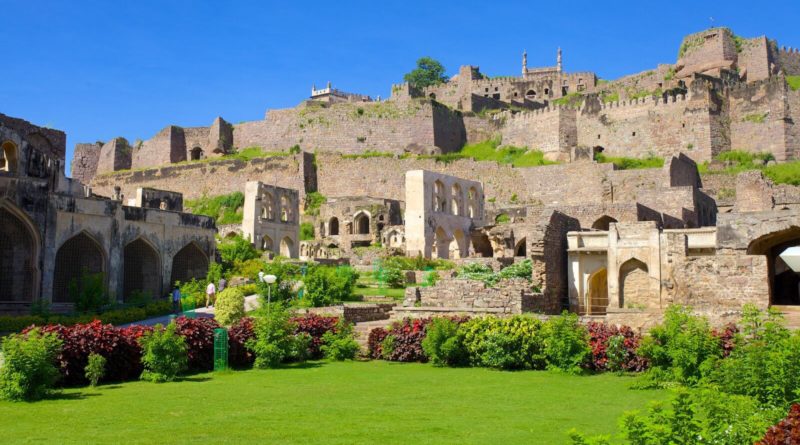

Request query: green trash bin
[{"left": 213, "top": 328, "right": 228, "bottom": 371}]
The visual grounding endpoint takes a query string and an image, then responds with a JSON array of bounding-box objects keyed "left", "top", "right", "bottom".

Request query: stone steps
[{"left": 353, "top": 318, "right": 395, "bottom": 352}]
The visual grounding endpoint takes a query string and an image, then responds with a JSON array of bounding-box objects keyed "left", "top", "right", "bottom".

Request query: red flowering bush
[
  {"left": 382, "top": 318, "right": 432, "bottom": 363},
  {"left": 367, "top": 327, "right": 389, "bottom": 359},
  {"left": 712, "top": 322, "right": 739, "bottom": 358},
  {"left": 173, "top": 316, "right": 220, "bottom": 372},
  {"left": 585, "top": 322, "right": 648, "bottom": 372},
  {"left": 23, "top": 320, "right": 151, "bottom": 385},
  {"left": 292, "top": 314, "right": 339, "bottom": 359},
  {"left": 228, "top": 317, "right": 255, "bottom": 368},
  {"left": 758, "top": 404, "right": 800, "bottom": 444}
]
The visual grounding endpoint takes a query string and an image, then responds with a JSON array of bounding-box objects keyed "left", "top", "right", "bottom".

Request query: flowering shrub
[
  {"left": 292, "top": 314, "right": 339, "bottom": 359},
  {"left": 367, "top": 327, "right": 388, "bottom": 359},
  {"left": 173, "top": 316, "right": 220, "bottom": 372},
  {"left": 758, "top": 404, "right": 800, "bottom": 444},
  {"left": 24, "top": 320, "right": 150, "bottom": 385},
  {"left": 381, "top": 318, "right": 431, "bottom": 362},
  {"left": 712, "top": 322, "right": 739, "bottom": 358},
  {"left": 228, "top": 317, "right": 255, "bottom": 368},
  {"left": 585, "top": 322, "right": 648, "bottom": 372}
]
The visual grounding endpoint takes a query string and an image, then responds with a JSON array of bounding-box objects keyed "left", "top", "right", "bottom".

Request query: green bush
[
  {"left": 217, "top": 234, "right": 260, "bottom": 271},
  {"left": 457, "top": 260, "right": 532, "bottom": 287},
  {"left": 185, "top": 192, "right": 245, "bottom": 225},
  {"left": 85, "top": 353, "right": 106, "bottom": 387},
  {"left": 320, "top": 319, "right": 360, "bottom": 361},
  {"left": 300, "top": 222, "right": 315, "bottom": 241},
  {"left": 70, "top": 271, "right": 108, "bottom": 313},
  {"left": 461, "top": 316, "right": 546, "bottom": 370},
  {"left": 637, "top": 305, "right": 721, "bottom": 386},
  {"left": 543, "top": 312, "right": 590, "bottom": 374},
  {"left": 0, "top": 300, "right": 172, "bottom": 333},
  {"left": 138, "top": 322, "right": 188, "bottom": 382},
  {"left": 247, "top": 304, "right": 309, "bottom": 368},
  {"left": 380, "top": 266, "right": 406, "bottom": 288},
  {"left": 215, "top": 288, "right": 246, "bottom": 327},
  {"left": 595, "top": 153, "right": 664, "bottom": 170},
  {"left": 382, "top": 255, "right": 454, "bottom": 271},
  {"left": 304, "top": 191, "right": 326, "bottom": 216},
  {"left": 422, "top": 318, "right": 467, "bottom": 367},
  {"left": 301, "top": 266, "right": 358, "bottom": 307},
  {"left": 708, "top": 305, "right": 800, "bottom": 408},
  {"left": 255, "top": 259, "right": 301, "bottom": 305},
  {"left": 0, "top": 329, "right": 63, "bottom": 401}
]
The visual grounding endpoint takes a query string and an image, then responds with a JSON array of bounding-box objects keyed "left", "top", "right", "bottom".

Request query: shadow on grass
[
  {"left": 44, "top": 391, "right": 101, "bottom": 401},
  {"left": 179, "top": 376, "right": 212, "bottom": 383},
  {"left": 278, "top": 361, "right": 325, "bottom": 370}
]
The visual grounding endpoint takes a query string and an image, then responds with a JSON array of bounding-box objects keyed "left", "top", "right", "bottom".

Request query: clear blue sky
[{"left": 2, "top": 0, "right": 798, "bottom": 176}]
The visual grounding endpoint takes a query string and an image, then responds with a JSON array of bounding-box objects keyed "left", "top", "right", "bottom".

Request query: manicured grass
[
  {"left": 0, "top": 361, "right": 667, "bottom": 444},
  {"left": 352, "top": 286, "right": 406, "bottom": 299}
]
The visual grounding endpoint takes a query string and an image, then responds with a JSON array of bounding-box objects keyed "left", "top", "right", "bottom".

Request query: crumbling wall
[
  {"left": 499, "top": 107, "right": 574, "bottom": 161},
  {"left": 738, "top": 36, "right": 777, "bottom": 81},
  {"left": 132, "top": 126, "right": 186, "bottom": 169},
  {"left": 728, "top": 76, "right": 792, "bottom": 161},
  {"left": 71, "top": 142, "right": 101, "bottom": 184},
  {"left": 96, "top": 137, "right": 132, "bottom": 175},
  {"left": 778, "top": 47, "right": 800, "bottom": 76}
]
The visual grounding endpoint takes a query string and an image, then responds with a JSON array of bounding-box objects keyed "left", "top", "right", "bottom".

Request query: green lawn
[
  {"left": 352, "top": 286, "right": 406, "bottom": 299},
  {"left": 0, "top": 361, "right": 666, "bottom": 444}
]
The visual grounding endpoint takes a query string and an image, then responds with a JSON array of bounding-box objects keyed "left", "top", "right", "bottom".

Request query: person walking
[
  {"left": 206, "top": 281, "right": 216, "bottom": 308},
  {"left": 172, "top": 286, "right": 182, "bottom": 314}
]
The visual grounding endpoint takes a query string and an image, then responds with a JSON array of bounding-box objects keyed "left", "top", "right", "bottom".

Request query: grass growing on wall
[
  {"left": 425, "top": 138, "right": 558, "bottom": 167},
  {"left": 185, "top": 192, "right": 245, "bottom": 225},
  {"left": 787, "top": 76, "right": 800, "bottom": 91},
  {"left": 551, "top": 92, "right": 585, "bottom": 107},
  {"left": 304, "top": 192, "right": 326, "bottom": 216},
  {"left": 697, "top": 150, "right": 800, "bottom": 186},
  {"left": 595, "top": 153, "right": 664, "bottom": 170}
]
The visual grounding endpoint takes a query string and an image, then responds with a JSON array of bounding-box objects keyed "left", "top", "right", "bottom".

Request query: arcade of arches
[{"left": 53, "top": 232, "right": 105, "bottom": 303}]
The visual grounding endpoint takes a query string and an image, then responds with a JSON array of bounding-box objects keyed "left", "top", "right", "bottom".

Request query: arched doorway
[
  {"left": 0, "top": 205, "right": 39, "bottom": 302},
  {"left": 592, "top": 215, "right": 617, "bottom": 231},
  {"left": 0, "top": 141, "right": 19, "bottom": 173},
  {"left": 587, "top": 268, "right": 608, "bottom": 315},
  {"left": 515, "top": 238, "right": 527, "bottom": 257},
  {"left": 123, "top": 238, "right": 161, "bottom": 301},
  {"left": 329, "top": 217, "right": 340, "bottom": 236},
  {"left": 450, "top": 229, "right": 466, "bottom": 259},
  {"left": 748, "top": 227, "right": 800, "bottom": 305},
  {"left": 433, "top": 226, "right": 449, "bottom": 259},
  {"left": 354, "top": 212, "right": 370, "bottom": 235},
  {"left": 190, "top": 147, "right": 203, "bottom": 160},
  {"left": 280, "top": 237, "right": 294, "bottom": 257},
  {"left": 170, "top": 243, "right": 209, "bottom": 286},
  {"left": 261, "top": 235, "right": 274, "bottom": 252},
  {"left": 53, "top": 232, "right": 105, "bottom": 303},
  {"left": 619, "top": 258, "right": 650, "bottom": 309}
]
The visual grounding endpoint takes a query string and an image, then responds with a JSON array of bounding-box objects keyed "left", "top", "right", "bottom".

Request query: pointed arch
[
  {"left": 747, "top": 226, "right": 800, "bottom": 305},
  {"left": 353, "top": 211, "right": 370, "bottom": 235},
  {"left": 190, "top": 146, "right": 203, "bottom": 160},
  {"left": 618, "top": 258, "right": 650, "bottom": 309},
  {"left": 170, "top": 242, "right": 209, "bottom": 286},
  {"left": 451, "top": 183, "right": 462, "bottom": 216},
  {"left": 328, "top": 217, "right": 340, "bottom": 236},
  {"left": 261, "top": 235, "right": 274, "bottom": 252},
  {"left": 262, "top": 192, "right": 275, "bottom": 221},
  {"left": 280, "top": 236, "right": 295, "bottom": 258},
  {"left": 588, "top": 268, "right": 608, "bottom": 315},
  {"left": 433, "top": 180, "right": 446, "bottom": 212},
  {"left": 450, "top": 228, "right": 467, "bottom": 259},
  {"left": 467, "top": 186, "right": 479, "bottom": 219},
  {"left": 0, "top": 201, "right": 41, "bottom": 302},
  {"left": 433, "top": 226, "right": 449, "bottom": 259},
  {"left": 514, "top": 237, "right": 527, "bottom": 257},
  {"left": 123, "top": 237, "right": 161, "bottom": 301},
  {"left": 53, "top": 231, "right": 106, "bottom": 303}
]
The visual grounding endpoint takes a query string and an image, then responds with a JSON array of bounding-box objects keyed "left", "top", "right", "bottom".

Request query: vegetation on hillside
[
  {"left": 595, "top": 153, "right": 664, "bottom": 170},
  {"left": 403, "top": 57, "right": 448, "bottom": 89},
  {"left": 304, "top": 191, "right": 326, "bottom": 216},
  {"left": 184, "top": 192, "right": 245, "bottom": 225},
  {"left": 425, "top": 137, "right": 558, "bottom": 167},
  {"left": 699, "top": 150, "right": 800, "bottom": 186},
  {"left": 787, "top": 75, "right": 800, "bottom": 91}
]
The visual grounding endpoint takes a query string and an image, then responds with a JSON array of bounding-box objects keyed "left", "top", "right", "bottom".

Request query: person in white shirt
[{"left": 206, "top": 281, "right": 216, "bottom": 308}]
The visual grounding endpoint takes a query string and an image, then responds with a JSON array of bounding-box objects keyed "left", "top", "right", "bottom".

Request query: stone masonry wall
[
  {"left": 71, "top": 142, "right": 101, "bottom": 184},
  {"left": 778, "top": 47, "right": 800, "bottom": 76},
  {"left": 404, "top": 277, "right": 558, "bottom": 314},
  {"left": 728, "top": 77, "right": 791, "bottom": 161},
  {"left": 132, "top": 126, "right": 186, "bottom": 169},
  {"left": 499, "top": 107, "right": 570, "bottom": 160}
]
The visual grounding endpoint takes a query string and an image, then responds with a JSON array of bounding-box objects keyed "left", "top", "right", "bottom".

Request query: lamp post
[{"left": 259, "top": 272, "right": 277, "bottom": 313}]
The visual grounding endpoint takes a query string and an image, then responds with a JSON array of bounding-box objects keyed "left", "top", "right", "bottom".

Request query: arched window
[
  {"left": 591, "top": 216, "right": 617, "bottom": 231},
  {"left": 0, "top": 141, "right": 18, "bottom": 174},
  {"left": 53, "top": 232, "right": 105, "bottom": 303},
  {"left": 262, "top": 193, "right": 274, "bottom": 220},
  {"left": 525, "top": 90, "right": 536, "bottom": 99},
  {"left": 170, "top": 243, "right": 208, "bottom": 286},
  {"left": 261, "top": 235, "right": 274, "bottom": 252},
  {"left": 123, "top": 238, "right": 161, "bottom": 302},
  {"left": 354, "top": 212, "right": 370, "bottom": 235},
  {"left": 544, "top": 88, "right": 550, "bottom": 96},
  {"left": 190, "top": 147, "right": 203, "bottom": 160},
  {"left": 433, "top": 180, "right": 446, "bottom": 212},
  {"left": 588, "top": 268, "right": 608, "bottom": 315},
  {"left": 280, "top": 195, "right": 290, "bottom": 222},
  {"left": 468, "top": 187, "right": 479, "bottom": 219},
  {"left": 451, "top": 183, "right": 462, "bottom": 216},
  {"left": 329, "top": 217, "right": 340, "bottom": 236}
]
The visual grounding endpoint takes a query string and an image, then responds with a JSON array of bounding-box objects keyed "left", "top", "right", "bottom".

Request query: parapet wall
[
  {"left": 778, "top": 47, "right": 800, "bottom": 76},
  {"left": 71, "top": 142, "right": 101, "bottom": 184},
  {"left": 728, "top": 76, "right": 795, "bottom": 161}
]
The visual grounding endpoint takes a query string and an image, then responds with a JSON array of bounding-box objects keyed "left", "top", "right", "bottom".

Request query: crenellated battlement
[{"left": 726, "top": 74, "right": 787, "bottom": 94}]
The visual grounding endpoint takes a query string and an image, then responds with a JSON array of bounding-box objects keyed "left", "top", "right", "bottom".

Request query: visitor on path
[
  {"left": 172, "top": 286, "right": 182, "bottom": 314},
  {"left": 206, "top": 281, "right": 216, "bottom": 308},
  {"left": 219, "top": 277, "right": 227, "bottom": 292}
]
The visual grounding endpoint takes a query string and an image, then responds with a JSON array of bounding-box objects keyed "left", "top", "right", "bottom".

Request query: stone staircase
[
  {"left": 353, "top": 318, "right": 396, "bottom": 352},
  {"left": 772, "top": 305, "right": 800, "bottom": 329}
]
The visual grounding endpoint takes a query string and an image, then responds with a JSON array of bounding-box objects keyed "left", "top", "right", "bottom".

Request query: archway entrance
[
  {"left": 515, "top": 238, "right": 527, "bottom": 257},
  {"left": 0, "top": 206, "right": 38, "bottom": 302},
  {"left": 433, "top": 227, "right": 449, "bottom": 259},
  {"left": 123, "top": 238, "right": 161, "bottom": 302},
  {"left": 748, "top": 227, "right": 800, "bottom": 305},
  {"left": 449, "top": 229, "right": 466, "bottom": 259},
  {"left": 329, "top": 217, "right": 339, "bottom": 236},
  {"left": 280, "top": 237, "right": 294, "bottom": 257},
  {"left": 587, "top": 268, "right": 608, "bottom": 315},
  {"left": 190, "top": 147, "right": 203, "bottom": 160},
  {"left": 619, "top": 258, "right": 650, "bottom": 309},
  {"left": 262, "top": 235, "right": 274, "bottom": 252},
  {"left": 53, "top": 232, "right": 105, "bottom": 303},
  {"left": 0, "top": 141, "right": 18, "bottom": 173},
  {"left": 170, "top": 243, "right": 208, "bottom": 286},
  {"left": 354, "top": 212, "right": 370, "bottom": 235}
]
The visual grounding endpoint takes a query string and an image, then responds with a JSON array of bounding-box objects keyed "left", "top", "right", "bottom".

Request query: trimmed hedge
[{"left": 0, "top": 300, "right": 172, "bottom": 333}]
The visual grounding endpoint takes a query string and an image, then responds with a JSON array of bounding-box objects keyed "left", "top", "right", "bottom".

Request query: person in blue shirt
[{"left": 172, "top": 286, "right": 182, "bottom": 314}]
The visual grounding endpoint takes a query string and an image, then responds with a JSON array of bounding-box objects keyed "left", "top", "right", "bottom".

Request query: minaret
[
  {"left": 522, "top": 50, "right": 528, "bottom": 75},
  {"left": 557, "top": 47, "right": 562, "bottom": 72}
]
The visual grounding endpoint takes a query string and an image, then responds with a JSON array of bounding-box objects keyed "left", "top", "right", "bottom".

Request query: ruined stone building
[
  {"left": 242, "top": 181, "right": 300, "bottom": 258},
  {"left": 0, "top": 113, "right": 216, "bottom": 314}
]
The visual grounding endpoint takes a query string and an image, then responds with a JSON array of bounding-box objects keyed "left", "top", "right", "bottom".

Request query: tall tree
[{"left": 403, "top": 57, "right": 447, "bottom": 89}]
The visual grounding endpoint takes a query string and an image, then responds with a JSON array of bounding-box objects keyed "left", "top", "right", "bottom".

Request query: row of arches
[
  {"left": 259, "top": 193, "right": 295, "bottom": 223},
  {"left": 432, "top": 180, "right": 481, "bottom": 219},
  {"left": 324, "top": 211, "right": 374, "bottom": 237},
  {"left": 259, "top": 235, "right": 294, "bottom": 257},
  {"left": 586, "top": 258, "right": 650, "bottom": 315}
]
